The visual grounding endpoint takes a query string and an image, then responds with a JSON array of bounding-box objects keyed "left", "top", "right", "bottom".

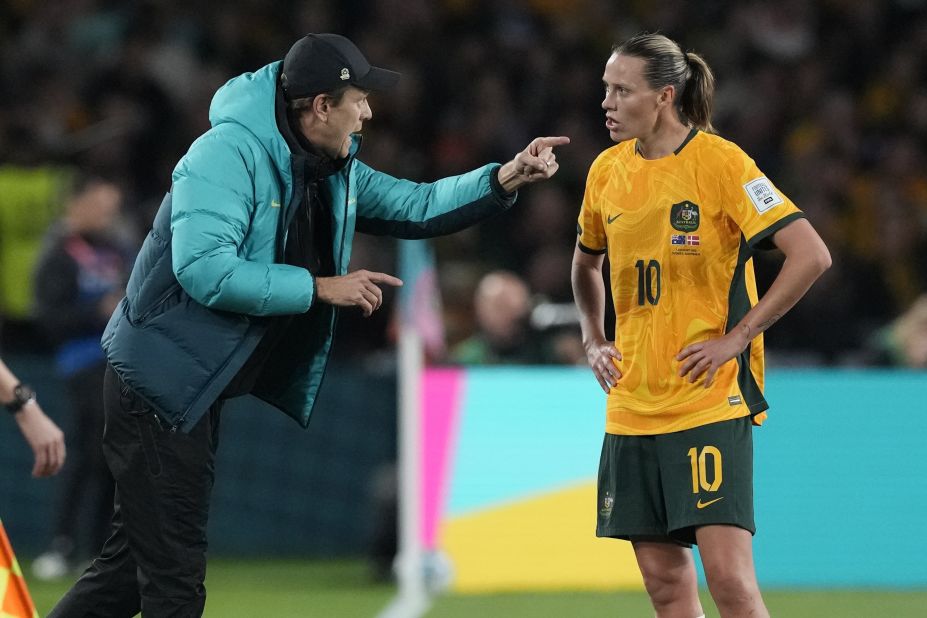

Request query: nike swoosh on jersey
[
  {"left": 696, "top": 497, "right": 724, "bottom": 509},
  {"left": 607, "top": 213, "right": 622, "bottom": 224}
]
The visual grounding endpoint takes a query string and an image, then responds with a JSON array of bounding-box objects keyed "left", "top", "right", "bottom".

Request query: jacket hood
[{"left": 208, "top": 61, "right": 291, "bottom": 174}]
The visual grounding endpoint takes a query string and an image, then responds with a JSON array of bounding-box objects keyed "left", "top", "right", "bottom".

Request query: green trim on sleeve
[
  {"left": 726, "top": 235, "right": 769, "bottom": 416},
  {"left": 577, "top": 241, "right": 606, "bottom": 255},
  {"left": 746, "top": 211, "right": 806, "bottom": 251}
]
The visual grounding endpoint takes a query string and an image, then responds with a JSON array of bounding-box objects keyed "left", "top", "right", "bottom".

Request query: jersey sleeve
[
  {"left": 577, "top": 155, "right": 607, "bottom": 254},
  {"left": 720, "top": 149, "right": 804, "bottom": 250}
]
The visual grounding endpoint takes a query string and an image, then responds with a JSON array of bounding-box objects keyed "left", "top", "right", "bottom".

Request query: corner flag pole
[
  {"left": 377, "top": 328, "right": 429, "bottom": 618},
  {"left": 377, "top": 241, "right": 434, "bottom": 618}
]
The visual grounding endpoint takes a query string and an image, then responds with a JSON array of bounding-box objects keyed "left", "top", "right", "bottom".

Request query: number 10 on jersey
[{"left": 635, "top": 259, "right": 662, "bottom": 306}]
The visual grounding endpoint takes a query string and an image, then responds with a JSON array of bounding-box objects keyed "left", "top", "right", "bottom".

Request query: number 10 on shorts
[{"left": 688, "top": 446, "right": 723, "bottom": 493}]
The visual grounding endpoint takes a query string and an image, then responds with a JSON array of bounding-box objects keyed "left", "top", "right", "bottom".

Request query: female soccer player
[{"left": 572, "top": 33, "right": 831, "bottom": 618}]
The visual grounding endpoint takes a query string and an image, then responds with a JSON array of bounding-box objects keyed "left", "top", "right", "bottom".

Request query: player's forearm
[
  {"left": 735, "top": 242, "right": 831, "bottom": 342},
  {"left": 572, "top": 261, "right": 609, "bottom": 346}
]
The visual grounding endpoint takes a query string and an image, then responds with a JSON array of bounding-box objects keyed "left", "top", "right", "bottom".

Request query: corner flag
[
  {"left": 0, "top": 520, "right": 39, "bottom": 618},
  {"left": 396, "top": 239, "right": 445, "bottom": 359}
]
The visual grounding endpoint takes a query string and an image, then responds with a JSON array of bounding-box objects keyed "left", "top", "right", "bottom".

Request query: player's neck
[{"left": 635, "top": 120, "right": 693, "bottom": 160}]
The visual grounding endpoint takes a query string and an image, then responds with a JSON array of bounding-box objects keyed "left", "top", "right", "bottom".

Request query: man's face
[
  {"left": 311, "top": 86, "right": 372, "bottom": 159},
  {"left": 601, "top": 53, "right": 665, "bottom": 143}
]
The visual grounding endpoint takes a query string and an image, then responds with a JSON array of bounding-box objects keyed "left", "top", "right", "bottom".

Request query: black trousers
[{"left": 49, "top": 365, "right": 222, "bottom": 618}]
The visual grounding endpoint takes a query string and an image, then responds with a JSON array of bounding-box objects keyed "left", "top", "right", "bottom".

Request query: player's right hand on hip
[
  {"left": 585, "top": 340, "right": 622, "bottom": 393},
  {"left": 315, "top": 270, "right": 403, "bottom": 317}
]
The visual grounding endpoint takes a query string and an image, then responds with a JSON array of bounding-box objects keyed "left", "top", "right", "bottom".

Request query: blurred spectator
[
  {"left": 451, "top": 270, "right": 576, "bottom": 364},
  {"left": 451, "top": 270, "right": 534, "bottom": 364},
  {"left": 0, "top": 161, "right": 71, "bottom": 329},
  {"left": 867, "top": 295, "right": 927, "bottom": 368},
  {"left": 30, "top": 175, "right": 133, "bottom": 579}
]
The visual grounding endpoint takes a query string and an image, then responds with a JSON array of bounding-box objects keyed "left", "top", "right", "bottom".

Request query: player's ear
[{"left": 658, "top": 85, "right": 675, "bottom": 108}]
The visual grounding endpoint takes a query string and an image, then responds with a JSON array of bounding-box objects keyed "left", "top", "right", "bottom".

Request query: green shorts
[{"left": 596, "top": 416, "right": 755, "bottom": 546}]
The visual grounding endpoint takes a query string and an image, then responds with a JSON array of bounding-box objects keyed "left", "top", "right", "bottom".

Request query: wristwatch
[{"left": 4, "top": 383, "right": 36, "bottom": 414}]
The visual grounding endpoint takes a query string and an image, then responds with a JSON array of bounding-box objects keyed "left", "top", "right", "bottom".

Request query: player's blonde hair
[{"left": 613, "top": 33, "right": 716, "bottom": 134}]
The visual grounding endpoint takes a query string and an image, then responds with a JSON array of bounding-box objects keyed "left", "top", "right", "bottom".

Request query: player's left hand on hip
[{"left": 676, "top": 333, "right": 746, "bottom": 387}]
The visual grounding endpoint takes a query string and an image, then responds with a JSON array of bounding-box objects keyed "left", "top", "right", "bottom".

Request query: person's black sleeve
[{"left": 33, "top": 245, "right": 107, "bottom": 344}]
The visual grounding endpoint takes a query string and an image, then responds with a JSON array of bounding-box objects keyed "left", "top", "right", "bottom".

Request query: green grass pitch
[{"left": 25, "top": 559, "right": 927, "bottom": 617}]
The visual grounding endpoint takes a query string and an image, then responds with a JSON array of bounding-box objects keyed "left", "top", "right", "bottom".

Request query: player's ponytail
[
  {"left": 613, "top": 33, "right": 716, "bottom": 134},
  {"left": 680, "top": 51, "right": 715, "bottom": 134}
]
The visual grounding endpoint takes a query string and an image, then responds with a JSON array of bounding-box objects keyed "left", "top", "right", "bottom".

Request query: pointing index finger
[
  {"left": 536, "top": 136, "right": 570, "bottom": 150},
  {"left": 368, "top": 273, "right": 404, "bottom": 287}
]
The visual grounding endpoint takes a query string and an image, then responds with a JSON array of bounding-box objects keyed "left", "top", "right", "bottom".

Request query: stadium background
[{"left": 1, "top": 0, "right": 926, "bottom": 616}]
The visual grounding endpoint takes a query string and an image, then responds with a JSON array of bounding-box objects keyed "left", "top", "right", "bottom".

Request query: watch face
[
  {"left": 5, "top": 383, "right": 35, "bottom": 414},
  {"left": 13, "top": 383, "right": 35, "bottom": 402}
]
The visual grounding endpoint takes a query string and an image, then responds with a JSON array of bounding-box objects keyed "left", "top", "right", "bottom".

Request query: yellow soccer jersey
[{"left": 577, "top": 129, "right": 804, "bottom": 435}]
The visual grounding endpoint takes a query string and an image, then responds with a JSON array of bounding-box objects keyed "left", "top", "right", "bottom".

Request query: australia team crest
[
  {"left": 671, "top": 200, "right": 700, "bottom": 232},
  {"left": 600, "top": 491, "right": 614, "bottom": 517}
]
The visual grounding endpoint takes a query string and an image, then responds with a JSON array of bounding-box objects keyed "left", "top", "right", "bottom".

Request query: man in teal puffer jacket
[{"left": 50, "top": 33, "right": 568, "bottom": 617}]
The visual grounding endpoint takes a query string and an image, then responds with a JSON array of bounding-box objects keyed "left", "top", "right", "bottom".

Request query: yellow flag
[{"left": 0, "top": 520, "right": 39, "bottom": 618}]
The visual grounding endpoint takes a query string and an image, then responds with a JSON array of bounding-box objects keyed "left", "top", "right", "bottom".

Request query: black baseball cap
[{"left": 281, "top": 33, "right": 400, "bottom": 100}]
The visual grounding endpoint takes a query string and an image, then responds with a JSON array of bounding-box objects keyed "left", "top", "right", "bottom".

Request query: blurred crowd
[{"left": 1, "top": 0, "right": 925, "bottom": 367}]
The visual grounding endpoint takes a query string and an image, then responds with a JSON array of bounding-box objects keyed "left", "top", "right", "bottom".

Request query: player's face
[
  {"left": 601, "top": 53, "right": 666, "bottom": 142},
  {"left": 307, "top": 86, "right": 372, "bottom": 159}
]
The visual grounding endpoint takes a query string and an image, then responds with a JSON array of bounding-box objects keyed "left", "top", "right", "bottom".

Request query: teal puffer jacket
[{"left": 102, "top": 61, "right": 514, "bottom": 432}]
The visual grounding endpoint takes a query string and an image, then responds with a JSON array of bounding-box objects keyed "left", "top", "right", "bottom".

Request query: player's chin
[{"left": 609, "top": 128, "right": 631, "bottom": 143}]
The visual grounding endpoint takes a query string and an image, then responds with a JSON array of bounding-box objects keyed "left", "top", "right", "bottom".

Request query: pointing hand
[
  {"left": 498, "top": 136, "right": 571, "bottom": 192},
  {"left": 315, "top": 270, "right": 403, "bottom": 317}
]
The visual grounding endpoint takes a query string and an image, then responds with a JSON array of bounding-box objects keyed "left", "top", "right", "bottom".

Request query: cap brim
[{"left": 353, "top": 66, "right": 400, "bottom": 91}]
